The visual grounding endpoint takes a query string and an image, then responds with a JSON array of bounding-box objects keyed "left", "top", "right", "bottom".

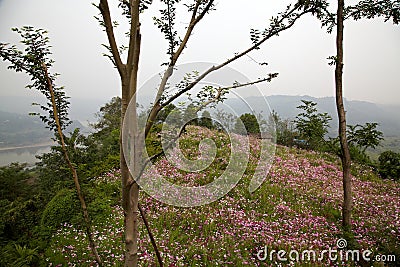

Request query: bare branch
[
  {"left": 172, "top": 0, "right": 215, "bottom": 65},
  {"left": 195, "top": 75, "right": 278, "bottom": 112},
  {"left": 141, "top": 119, "right": 192, "bottom": 172},
  {"left": 98, "top": 0, "right": 126, "bottom": 77},
  {"left": 127, "top": 0, "right": 141, "bottom": 70},
  {"left": 138, "top": 203, "right": 163, "bottom": 267},
  {"left": 161, "top": 6, "right": 312, "bottom": 110}
]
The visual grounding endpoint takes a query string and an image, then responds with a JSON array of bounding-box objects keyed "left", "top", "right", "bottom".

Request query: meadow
[{"left": 44, "top": 126, "right": 399, "bottom": 266}]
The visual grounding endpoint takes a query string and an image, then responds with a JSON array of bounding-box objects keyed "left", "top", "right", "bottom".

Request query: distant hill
[
  {"left": 0, "top": 95, "right": 109, "bottom": 125},
  {"left": 0, "top": 110, "right": 51, "bottom": 147},
  {"left": 1, "top": 94, "right": 399, "bottom": 142},
  {"left": 221, "top": 95, "right": 400, "bottom": 137},
  {"left": 0, "top": 109, "right": 88, "bottom": 148}
]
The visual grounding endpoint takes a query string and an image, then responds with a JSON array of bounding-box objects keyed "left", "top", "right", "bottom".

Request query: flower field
[{"left": 45, "top": 127, "right": 399, "bottom": 266}]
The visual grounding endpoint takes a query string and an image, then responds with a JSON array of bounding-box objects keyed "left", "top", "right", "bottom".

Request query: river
[{"left": 0, "top": 144, "right": 52, "bottom": 167}]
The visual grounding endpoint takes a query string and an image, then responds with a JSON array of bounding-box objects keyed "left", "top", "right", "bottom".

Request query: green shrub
[
  {"left": 234, "top": 113, "right": 260, "bottom": 135},
  {"left": 40, "top": 189, "right": 80, "bottom": 230},
  {"left": 378, "top": 150, "right": 400, "bottom": 180},
  {"left": 87, "top": 197, "right": 113, "bottom": 225},
  {"left": 1, "top": 198, "right": 42, "bottom": 242},
  {"left": 0, "top": 243, "right": 39, "bottom": 267}
]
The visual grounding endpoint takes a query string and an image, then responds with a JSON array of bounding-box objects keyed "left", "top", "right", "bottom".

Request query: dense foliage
[
  {"left": 234, "top": 113, "right": 261, "bottom": 135},
  {"left": 378, "top": 150, "right": 400, "bottom": 181},
  {"left": 0, "top": 97, "right": 122, "bottom": 266}
]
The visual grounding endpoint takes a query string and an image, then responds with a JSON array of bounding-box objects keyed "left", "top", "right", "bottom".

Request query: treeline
[
  {"left": 152, "top": 98, "right": 400, "bottom": 181},
  {"left": 271, "top": 100, "right": 399, "bottom": 180}
]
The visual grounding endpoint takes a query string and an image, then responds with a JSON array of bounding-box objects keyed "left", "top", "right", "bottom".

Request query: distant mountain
[
  {"left": 0, "top": 110, "right": 51, "bottom": 147},
  {"left": 0, "top": 95, "right": 109, "bottom": 125},
  {"left": 220, "top": 95, "right": 400, "bottom": 137},
  {"left": 1, "top": 94, "right": 399, "bottom": 139},
  {"left": 0, "top": 109, "right": 88, "bottom": 148}
]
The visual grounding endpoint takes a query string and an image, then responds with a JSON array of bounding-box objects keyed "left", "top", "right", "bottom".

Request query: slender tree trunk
[
  {"left": 99, "top": 1, "right": 161, "bottom": 265},
  {"left": 335, "top": 0, "right": 352, "bottom": 230},
  {"left": 42, "top": 63, "right": 103, "bottom": 265}
]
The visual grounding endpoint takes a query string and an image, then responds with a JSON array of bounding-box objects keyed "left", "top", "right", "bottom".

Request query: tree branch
[
  {"left": 127, "top": 0, "right": 141, "bottom": 70},
  {"left": 144, "top": 0, "right": 216, "bottom": 136},
  {"left": 98, "top": 0, "right": 126, "bottom": 77},
  {"left": 144, "top": 3, "right": 308, "bottom": 139},
  {"left": 138, "top": 203, "right": 163, "bottom": 267},
  {"left": 172, "top": 0, "right": 215, "bottom": 65},
  {"left": 195, "top": 75, "right": 278, "bottom": 112},
  {"left": 345, "top": 0, "right": 400, "bottom": 23},
  {"left": 161, "top": 7, "right": 311, "bottom": 110},
  {"left": 141, "top": 74, "right": 277, "bottom": 173}
]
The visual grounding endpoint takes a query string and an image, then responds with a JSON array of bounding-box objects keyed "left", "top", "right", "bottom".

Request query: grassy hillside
[{"left": 44, "top": 126, "right": 399, "bottom": 266}]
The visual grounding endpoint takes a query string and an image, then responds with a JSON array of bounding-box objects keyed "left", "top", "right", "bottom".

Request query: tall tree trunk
[
  {"left": 335, "top": 0, "right": 352, "bottom": 230},
  {"left": 121, "top": 91, "right": 141, "bottom": 266},
  {"left": 122, "top": 15, "right": 142, "bottom": 266},
  {"left": 120, "top": 81, "right": 139, "bottom": 266}
]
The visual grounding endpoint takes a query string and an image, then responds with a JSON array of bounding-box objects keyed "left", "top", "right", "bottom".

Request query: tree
[
  {"left": 0, "top": 27, "right": 102, "bottom": 265},
  {"left": 213, "top": 109, "right": 237, "bottom": 132},
  {"left": 315, "top": 0, "right": 400, "bottom": 230},
  {"left": 94, "top": 1, "right": 328, "bottom": 266},
  {"left": 92, "top": 96, "right": 122, "bottom": 137},
  {"left": 347, "top": 122, "right": 383, "bottom": 153},
  {"left": 182, "top": 103, "right": 199, "bottom": 126},
  {"left": 234, "top": 113, "right": 261, "bottom": 135},
  {"left": 155, "top": 103, "right": 182, "bottom": 125},
  {"left": 0, "top": 163, "right": 42, "bottom": 246},
  {"left": 0, "top": 163, "right": 30, "bottom": 202},
  {"left": 88, "top": 97, "right": 122, "bottom": 165},
  {"left": 197, "top": 110, "right": 214, "bottom": 129},
  {"left": 294, "top": 100, "right": 331, "bottom": 150},
  {"left": 270, "top": 110, "right": 296, "bottom": 147}
]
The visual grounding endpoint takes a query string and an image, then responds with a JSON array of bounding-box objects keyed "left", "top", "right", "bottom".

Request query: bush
[
  {"left": 0, "top": 163, "right": 31, "bottom": 202},
  {"left": 0, "top": 243, "right": 40, "bottom": 267},
  {"left": 40, "top": 189, "right": 80, "bottom": 230},
  {"left": 1, "top": 197, "right": 42, "bottom": 242},
  {"left": 294, "top": 100, "right": 331, "bottom": 150},
  {"left": 234, "top": 113, "right": 260, "bottom": 135},
  {"left": 378, "top": 150, "right": 400, "bottom": 180}
]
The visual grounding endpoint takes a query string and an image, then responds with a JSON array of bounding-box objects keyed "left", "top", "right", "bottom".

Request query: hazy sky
[{"left": 0, "top": 0, "right": 399, "bottom": 104}]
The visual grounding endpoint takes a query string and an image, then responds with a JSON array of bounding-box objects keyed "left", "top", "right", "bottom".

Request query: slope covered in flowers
[{"left": 45, "top": 126, "right": 399, "bottom": 266}]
